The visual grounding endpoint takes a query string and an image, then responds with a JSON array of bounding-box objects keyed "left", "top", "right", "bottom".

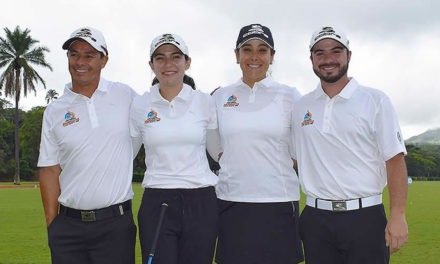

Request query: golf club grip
[{"left": 148, "top": 203, "right": 168, "bottom": 259}]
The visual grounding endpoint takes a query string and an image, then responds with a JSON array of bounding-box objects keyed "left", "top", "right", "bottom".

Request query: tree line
[{"left": 0, "top": 104, "right": 439, "bottom": 181}]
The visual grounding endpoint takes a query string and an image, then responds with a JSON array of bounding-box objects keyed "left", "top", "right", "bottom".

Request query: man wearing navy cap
[
  {"left": 38, "top": 27, "right": 138, "bottom": 264},
  {"left": 292, "top": 26, "right": 408, "bottom": 263}
]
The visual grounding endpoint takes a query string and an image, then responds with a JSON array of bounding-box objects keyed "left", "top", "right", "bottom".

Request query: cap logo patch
[
  {"left": 301, "top": 110, "right": 314, "bottom": 127},
  {"left": 223, "top": 95, "right": 239, "bottom": 107},
  {"left": 314, "top": 27, "right": 341, "bottom": 41},
  {"left": 243, "top": 24, "right": 268, "bottom": 39},
  {"left": 154, "top": 34, "right": 180, "bottom": 48},
  {"left": 63, "top": 110, "right": 80, "bottom": 127},
  {"left": 144, "top": 109, "right": 161, "bottom": 124},
  {"left": 74, "top": 28, "right": 96, "bottom": 42}
]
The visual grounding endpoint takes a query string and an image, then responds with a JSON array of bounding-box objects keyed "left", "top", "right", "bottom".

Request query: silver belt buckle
[
  {"left": 81, "top": 211, "right": 96, "bottom": 222},
  {"left": 332, "top": 201, "right": 347, "bottom": 211}
]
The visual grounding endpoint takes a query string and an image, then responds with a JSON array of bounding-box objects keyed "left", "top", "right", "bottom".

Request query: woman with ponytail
[{"left": 130, "top": 33, "right": 218, "bottom": 264}]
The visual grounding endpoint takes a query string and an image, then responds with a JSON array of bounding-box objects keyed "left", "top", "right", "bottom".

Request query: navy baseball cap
[{"left": 236, "top": 24, "right": 274, "bottom": 50}]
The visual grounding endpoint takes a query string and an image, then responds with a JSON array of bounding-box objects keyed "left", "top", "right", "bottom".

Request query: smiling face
[
  {"left": 310, "top": 38, "right": 351, "bottom": 84},
  {"left": 68, "top": 40, "right": 108, "bottom": 92},
  {"left": 235, "top": 39, "right": 274, "bottom": 88},
  {"left": 149, "top": 44, "right": 190, "bottom": 89}
]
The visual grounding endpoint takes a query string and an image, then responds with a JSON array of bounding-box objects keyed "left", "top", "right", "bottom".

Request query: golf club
[{"left": 147, "top": 202, "right": 168, "bottom": 264}]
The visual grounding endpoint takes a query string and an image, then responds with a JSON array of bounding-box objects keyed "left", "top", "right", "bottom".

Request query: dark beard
[{"left": 313, "top": 62, "right": 349, "bottom": 83}]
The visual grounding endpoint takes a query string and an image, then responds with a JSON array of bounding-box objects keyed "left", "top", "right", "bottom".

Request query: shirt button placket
[
  {"left": 323, "top": 99, "right": 333, "bottom": 133},
  {"left": 169, "top": 101, "right": 176, "bottom": 117}
]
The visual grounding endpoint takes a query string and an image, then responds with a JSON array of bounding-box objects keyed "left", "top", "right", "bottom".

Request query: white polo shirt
[
  {"left": 292, "top": 78, "right": 407, "bottom": 200},
  {"left": 130, "top": 84, "right": 218, "bottom": 189},
  {"left": 211, "top": 76, "right": 301, "bottom": 202},
  {"left": 38, "top": 78, "right": 136, "bottom": 210}
]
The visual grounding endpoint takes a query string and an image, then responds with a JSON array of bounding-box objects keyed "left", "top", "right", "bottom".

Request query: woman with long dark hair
[{"left": 130, "top": 33, "right": 218, "bottom": 264}]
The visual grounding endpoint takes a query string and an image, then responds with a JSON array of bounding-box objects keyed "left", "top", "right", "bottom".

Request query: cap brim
[
  {"left": 237, "top": 37, "right": 274, "bottom": 50},
  {"left": 62, "top": 37, "right": 84, "bottom": 50},
  {"left": 310, "top": 37, "right": 349, "bottom": 51},
  {"left": 150, "top": 42, "right": 188, "bottom": 58}
]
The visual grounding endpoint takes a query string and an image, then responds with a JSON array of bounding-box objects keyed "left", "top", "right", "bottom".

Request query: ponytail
[
  {"left": 183, "top": 74, "right": 196, "bottom": 90},
  {"left": 151, "top": 74, "right": 196, "bottom": 90}
]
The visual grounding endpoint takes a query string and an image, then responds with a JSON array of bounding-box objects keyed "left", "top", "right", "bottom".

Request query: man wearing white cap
[
  {"left": 292, "top": 26, "right": 408, "bottom": 263},
  {"left": 38, "top": 27, "right": 137, "bottom": 264}
]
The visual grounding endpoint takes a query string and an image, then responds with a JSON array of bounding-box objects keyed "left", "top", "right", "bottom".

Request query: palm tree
[
  {"left": 0, "top": 26, "right": 52, "bottom": 184},
  {"left": 45, "top": 89, "right": 58, "bottom": 104}
]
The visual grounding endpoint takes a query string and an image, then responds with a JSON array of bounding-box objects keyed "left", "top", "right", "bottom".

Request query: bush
[
  {"left": 132, "top": 172, "right": 144, "bottom": 183},
  {"left": 411, "top": 176, "right": 440, "bottom": 181}
]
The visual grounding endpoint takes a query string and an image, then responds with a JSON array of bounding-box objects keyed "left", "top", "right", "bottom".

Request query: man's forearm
[
  {"left": 386, "top": 153, "right": 408, "bottom": 216},
  {"left": 39, "top": 165, "right": 61, "bottom": 226},
  {"left": 385, "top": 153, "right": 408, "bottom": 253}
]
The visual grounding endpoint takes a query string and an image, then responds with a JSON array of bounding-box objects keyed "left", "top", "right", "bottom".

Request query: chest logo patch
[
  {"left": 145, "top": 109, "right": 161, "bottom": 124},
  {"left": 301, "top": 110, "right": 314, "bottom": 127},
  {"left": 62, "top": 110, "right": 80, "bottom": 127},
  {"left": 223, "top": 94, "right": 239, "bottom": 107}
]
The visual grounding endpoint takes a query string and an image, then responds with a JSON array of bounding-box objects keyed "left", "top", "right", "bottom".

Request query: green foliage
[
  {"left": 133, "top": 145, "right": 146, "bottom": 180},
  {"left": 0, "top": 107, "right": 45, "bottom": 181},
  {"left": 19, "top": 106, "right": 45, "bottom": 180},
  {"left": 0, "top": 119, "right": 14, "bottom": 179},
  {"left": 405, "top": 144, "right": 440, "bottom": 178}
]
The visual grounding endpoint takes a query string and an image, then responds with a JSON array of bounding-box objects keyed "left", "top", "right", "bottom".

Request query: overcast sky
[{"left": 1, "top": 0, "right": 439, "bottom": 139}]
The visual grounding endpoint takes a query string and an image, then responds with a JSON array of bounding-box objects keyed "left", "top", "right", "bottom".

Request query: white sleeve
[
  {"left": 206, "top": 128, "right": 222, "bottom": 162},
  {"left": 375, "top": 95, "right": 407, "bottom": 161},
  {"left": 206, "top": 92, "right": 222, "bottom": 161},
  {"left": 207, "top": 95, "right": 218, "bottom": 129},
  {"left": 289, "top": 89, "right": 299, "bottom": 160},
  {"left": 37, "top": 109, "right": 59, "bottom": 167},
  {"left": 129, "top": 95, "right": 143, "bottom": 158}
]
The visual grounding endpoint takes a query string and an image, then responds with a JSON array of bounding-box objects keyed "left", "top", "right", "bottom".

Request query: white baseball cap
[
  {"left": 150, "top": 33, "right": 188, "bottom": 59},
  {"left": 62, "top": 27, "right": 108, "bottom": 56},
  {"left": 309, "top": 26, "right": 350, "bottom": 51}
]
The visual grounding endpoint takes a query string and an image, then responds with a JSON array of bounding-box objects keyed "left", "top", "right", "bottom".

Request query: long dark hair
[
  {"left": 151, "top": 74, "right": 196, "bottom": 90},
  {"left": 150, "top": 54, "right": 196, "bottom": 90}
]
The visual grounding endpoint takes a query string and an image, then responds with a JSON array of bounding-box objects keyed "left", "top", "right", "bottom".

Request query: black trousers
[
  {"left": 47, "top": 209, "right": 136, "bottom": 264},
  {"left": 138, "top": 187, "right": 218, "bottom": 264},
  {"left": 216, "top": 200, "right": 304, "bottom": 264},
  {"left": 300, "top": 204, "right": 390, "bottom": 264}
]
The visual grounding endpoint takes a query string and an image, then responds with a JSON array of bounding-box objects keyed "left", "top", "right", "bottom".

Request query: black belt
[{"left": 59, "top": 200, "right": 132, "bottom": 222}]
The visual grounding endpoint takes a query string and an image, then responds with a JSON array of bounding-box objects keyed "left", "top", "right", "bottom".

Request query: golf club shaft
[{"left": 147, "top": 202, "right": 168, "bottom": 264}]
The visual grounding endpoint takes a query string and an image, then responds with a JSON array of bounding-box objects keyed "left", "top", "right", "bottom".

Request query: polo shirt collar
[
  {"left": 237, "top": 75, "right": 275, "bottom": 89},
  {"left": 313, "top": 77, "right": 358, "bottom": 99},
  {"left": 150, "top": 83, "right": 192, "bottom": 103},
  {"left": 63, "top": 78, "right": 109, "bottom": 103}
]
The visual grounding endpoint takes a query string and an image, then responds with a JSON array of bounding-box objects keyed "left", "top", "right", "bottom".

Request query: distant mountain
[{"left": 406, "top": 128, "right": 440, "bottom": 145}]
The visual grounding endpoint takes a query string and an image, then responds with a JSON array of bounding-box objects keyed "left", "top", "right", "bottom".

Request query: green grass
[
  {"left": 0, "top": 182, "right": 439, "bottom": 264},
  {"left": 0, "top": 182, "right": 39, "bottom": 186}
]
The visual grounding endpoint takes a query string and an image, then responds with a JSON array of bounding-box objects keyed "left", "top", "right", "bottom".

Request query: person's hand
[{"left": 385, "top": 214, "right": 408, "bottom": 254}]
